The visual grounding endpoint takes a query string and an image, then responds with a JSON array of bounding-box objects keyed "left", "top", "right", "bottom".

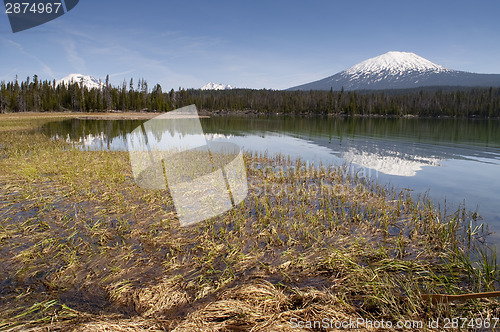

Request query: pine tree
[
  {"left": 104, "top": 74, "right": 111, "bottom": 111},
  {"left": 120, "top": 79, "right": 128, "bottom": 111}
]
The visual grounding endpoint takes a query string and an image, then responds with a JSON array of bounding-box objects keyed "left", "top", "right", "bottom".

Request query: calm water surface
[{"left": 41, "top": 116, "right": 500, "bottom": 245}]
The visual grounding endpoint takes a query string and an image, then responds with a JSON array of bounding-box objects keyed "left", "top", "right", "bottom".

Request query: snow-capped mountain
[
  {"left": 289, "top": 51, "right": 500, "bottom": 91},
  {"left": 57, "top": 74, "right": 104, "bottom": 90},
  {"left": 343, "top": 51, "right": 451, "bottom": 79},
  {"left": 201, "top": 82, "right": 234, "bottom": 90}
]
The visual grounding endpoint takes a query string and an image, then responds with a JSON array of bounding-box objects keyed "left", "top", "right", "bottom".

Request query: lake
[{"left": 41, "top": 116, "right": 500, "bottom": 246}]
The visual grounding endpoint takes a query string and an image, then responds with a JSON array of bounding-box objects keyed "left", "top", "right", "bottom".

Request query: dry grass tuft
[{"left": 171, "top": 280, "right": 359, "bottom": 332}]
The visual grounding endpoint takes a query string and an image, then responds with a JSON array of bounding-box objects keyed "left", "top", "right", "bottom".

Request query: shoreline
[{"left": 1, "top": 110, "right": 499, "bottom": 120}]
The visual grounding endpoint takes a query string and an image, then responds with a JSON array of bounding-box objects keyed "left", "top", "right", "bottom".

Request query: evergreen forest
[{"left": 1, "top": 75, "right": 500, "bottom": 117}]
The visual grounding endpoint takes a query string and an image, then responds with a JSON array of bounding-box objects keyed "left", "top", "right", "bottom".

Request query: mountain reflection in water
[{"left": 41, "top": 116, "right": 500, "bottom": 245}]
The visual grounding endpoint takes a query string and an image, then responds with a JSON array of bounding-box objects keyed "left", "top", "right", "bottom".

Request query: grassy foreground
[{"left": 0, "top": 115, "right": 499, "bottom": 331}]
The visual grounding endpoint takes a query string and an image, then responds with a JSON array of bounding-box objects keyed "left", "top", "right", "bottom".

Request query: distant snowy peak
[
  {"left": 288, "top": 51, "right": 500, "bottom": 91},
  {"left": 343, "top": 51, "right": 453, "bottom": 77},
  {"left": 57, "top": 74, "right": 104, "bottom": 90},
  {"left": 201, "top": 82, "right": 234, "bottom": 90}
]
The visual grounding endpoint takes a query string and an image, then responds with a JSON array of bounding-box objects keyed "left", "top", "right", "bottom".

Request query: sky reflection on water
[{"left": 42, "top": 117, "right": 500, "bottom": 245}]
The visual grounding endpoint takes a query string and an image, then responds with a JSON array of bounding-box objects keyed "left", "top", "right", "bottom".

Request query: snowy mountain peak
[
  {"left": 201, "top": 82, "right": 234, "bottom": 90},
  {"left": 57, "top": 74, "right": 104, "bottom": 90},
  {"left": 289, "top": 51, "right": 500, "bottom": 91},
  {"left": 344, "top": 51, "right": 451, "bottom": 77}
]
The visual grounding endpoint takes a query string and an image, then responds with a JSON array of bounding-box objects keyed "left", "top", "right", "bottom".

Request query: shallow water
[{"left": 41, "top": 116, "right": 500, "bottom": 245}]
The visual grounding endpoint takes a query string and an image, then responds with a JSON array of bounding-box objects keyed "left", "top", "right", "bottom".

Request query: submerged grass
[{"left": 0, "top": 115, "right": 498, "bottom": 331}]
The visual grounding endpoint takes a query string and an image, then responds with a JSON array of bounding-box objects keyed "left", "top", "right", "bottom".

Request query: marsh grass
[{"left": 0, "top": 116, "right": 498, "bottom": 331}]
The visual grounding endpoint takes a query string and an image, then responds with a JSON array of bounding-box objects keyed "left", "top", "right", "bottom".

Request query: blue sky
[{"left": 1, "top": 0, "right": 500, "bottom": 90}]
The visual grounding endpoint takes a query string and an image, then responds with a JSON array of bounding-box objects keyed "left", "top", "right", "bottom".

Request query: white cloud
[
  {"left": 0, "top": 37, "right": 56, "bottom": 79},
  {"left": 61, "top": 38, "right": 87, "bottom": 73}
]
